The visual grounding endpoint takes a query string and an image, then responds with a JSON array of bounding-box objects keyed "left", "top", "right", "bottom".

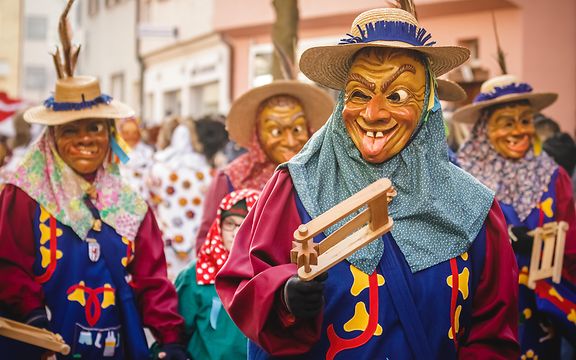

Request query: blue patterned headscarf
[{"left": 285, "top": 72, "right": 494, "bottom": 274}]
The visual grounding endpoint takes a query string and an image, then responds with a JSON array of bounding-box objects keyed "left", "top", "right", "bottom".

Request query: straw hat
[
  {"left": 299, "top": 8, "right": 470, "bottom": 90},
  {"left": 452, "top": 75, "right": 557, "bottom": 123},
  {"left": 226, "top": 80, "right": 334, "bottom": 148},
  {"left": 436, "top": 79, "right": 466, "bottom": 102},
  {"left": 24, "top": 76, "right": 134, "bottom": 126}
]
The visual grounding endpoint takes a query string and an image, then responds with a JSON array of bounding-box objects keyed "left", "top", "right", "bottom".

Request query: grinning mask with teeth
[
  {"left": 53, "top": 118, "right": 111, "bottom": 175},
  {"left": 485, "top": 102, "right": 535, "bottom": 160},
  {"left": 342, "top": 47, "right": 426, "bottom": 164}
]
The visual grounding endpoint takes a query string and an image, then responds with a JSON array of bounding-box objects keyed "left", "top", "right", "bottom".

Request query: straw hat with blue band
[
  {"left": 452, "top": 74, "right": 558, "bottom": 124},
  {"left": 299, "top": 8, "right": 470, "bottom": 90}
]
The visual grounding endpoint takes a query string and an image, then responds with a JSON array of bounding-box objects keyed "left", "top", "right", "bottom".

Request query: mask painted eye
[
  {"left": 349, "top": 90, "right": 371, "bottom": 103},
  {"left": 293, "top": 125, "right": 304, "bottom": 134},
  {"left": 387, "top": 89, "right": 409, "bottom": 103},
  {"left": 270, "top": 128, "right": 281, "bottom": 137}
]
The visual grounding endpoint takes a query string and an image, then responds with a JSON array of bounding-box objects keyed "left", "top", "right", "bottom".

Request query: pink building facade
[{"left": 214, "top": 0, "right": 576, "bottom": 135}]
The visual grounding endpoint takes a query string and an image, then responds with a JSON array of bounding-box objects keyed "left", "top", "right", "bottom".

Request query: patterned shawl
[
  {"left": 196, "top": 189, "right": 260, "bottom": 285},
  {"left": 6, "top": 129, "right": 148, "bottom": 240},
  {"left": 223, "top": 133, "right": 276, "bottom": 191},
  {"left": 457, "top": 118, "right": 557, "bottom": 221}
]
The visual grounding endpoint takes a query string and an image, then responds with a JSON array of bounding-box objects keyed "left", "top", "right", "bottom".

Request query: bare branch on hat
[
  {"left": 396, "top": 0, "right": 418, "bottom": 20},
  {"left": 57, "top": 0, "right": 77, "bottom": 78},
  {"left": 51, "top": 46, "right": 64, "bottom": 80},
  {"left": 491, "top": 12, "right": 508, "bottom": 75},
  {"left": 273, "top": 39, "right": 297, "bottom": 81}
]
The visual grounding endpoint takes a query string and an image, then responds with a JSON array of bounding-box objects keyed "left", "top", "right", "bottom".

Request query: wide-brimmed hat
[
  {"left": 436, "top": 79, "right": 466, "bottom": 102},
  {"left": 299, "top": 8, "right": 470, "bottom": 90},
  {"left": 226, "top": 80, "right": 334, "bottom": 147},
  {"left": 24, "top": 76, "right": 134, "bottom": 126},
  {"left": 452, "top": 75, "right": 557, "bottom": 123}
]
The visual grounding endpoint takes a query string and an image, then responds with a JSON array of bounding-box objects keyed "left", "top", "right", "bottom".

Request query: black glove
[
  {"left": 156, "top": 343, "right": 190, "bottom": 360},
  {"left": 283, "top": 272, "right": 328, "bottom": 319},
  {"left": 510, "top": 226, "right": 533, "bottom": 255},
  {"left": 24, "top": 308, "right": 50, "bottom": 330}
]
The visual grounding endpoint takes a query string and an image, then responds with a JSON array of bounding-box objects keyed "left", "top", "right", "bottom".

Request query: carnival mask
[
  {"left": 53, "top": 118, "right": 110, "bottom": 176},
  {"left": 257, "top": 95, "right": 309, "bottom": 164},
  {"left": 486, "top": 103, "right": 534, "bottom": 159},
  {"left": 119, "top": 119, "right": 141, "bottom": 148},
  {"left": 343, "top": 48, "right": 426, "bottom": 164}
]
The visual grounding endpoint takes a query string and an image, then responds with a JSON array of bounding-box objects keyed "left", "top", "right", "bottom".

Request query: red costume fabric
[
  {"left": 0, "top": 184, "right": 184, "bottom": 344},
  {"left": 215, "top": 170, "right": 520, "bottom": 358}
]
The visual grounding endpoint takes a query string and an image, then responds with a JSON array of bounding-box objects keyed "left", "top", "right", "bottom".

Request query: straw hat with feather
[
  {"left": 226, "top": 80, "right": 334, "bottom": 148},
  {"left": 452, "top": 75, "right": 557, "bottom": 124},
  {"left": 23, "top": 0, "right": 133, "bottom": 126},
  {"left": 299, "top": 8, "right": 470, "bottom": 90}
]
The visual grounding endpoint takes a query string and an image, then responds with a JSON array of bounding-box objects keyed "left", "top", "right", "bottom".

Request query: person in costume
[
  {"left": 148, "top": 116, "right": 227, "bottom": 280},
  {"left": 175, "top": 189, "right": 260, "bottom": 360},
  {"left": 118, "top": 117, "right": 155, "bottom": 201},
  {"left": 454, "top": 74, "right": 576, "bottom": 359},
  {"left": 0, "top": 2, "right": 189, "bottom": 359},
  {"left": 215, "top": 7, "right": 520, "bottom": 360},
  {"left": 194, "top": 80, "right": 334, "bottom": 254}
]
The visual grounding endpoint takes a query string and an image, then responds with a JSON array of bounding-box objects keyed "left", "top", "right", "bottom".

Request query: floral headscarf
[
  {"left": 196, "top": 189, "right": 260, "bottom": 285},
  {"left": 457, "top": 117, "right": 557, "bottom": 221},
  {"left": 223, "top": 133, "right": 276, "bottom": 191},
  {"left": 6, "top": 128, "right": 148, "bottom": 240}
]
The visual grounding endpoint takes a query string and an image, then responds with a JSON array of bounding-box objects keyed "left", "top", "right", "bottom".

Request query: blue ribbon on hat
[
  {"left": 474, "top": 83, "right": 533, "bottom": 103},
  {"left": 44, "top": 94, "right": 113, "bottom": 111}
]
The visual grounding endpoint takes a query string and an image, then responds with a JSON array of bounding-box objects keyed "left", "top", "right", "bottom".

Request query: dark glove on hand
[
  {"left": 24, "top": 308, "right": 50, "bottom": 330},
  {"left": 284, "top": 272, "right": 328, "bottom": 319},
  {"left": 510, "top": 225, "right": 533, "bottom": 255},
  {"left": 156, "top": 343, "right": 190, "bottom": 360}
]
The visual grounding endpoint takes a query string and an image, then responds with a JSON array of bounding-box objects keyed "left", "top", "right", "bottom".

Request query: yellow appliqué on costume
[
  {"left": 68, "top": 281, "right": 87, "bottom": 306},
  {"left": 39, "top": 223, "right": 63, "bottom": 245},
  {"left": 448, "top": 305, "right": 462, "bottom": 339},
  {"left": 548, "top": 287, "right": 564, "bottom": 302},
  {"left": 523, "top": 308, "right": 532, "bottom": 320},
  {"left": 568, "top": 309, "right": 576, "bottom": 325},
  {"left": 40, "top": 246, "right": 63, "bottom": 268},
  {"left": 446, "top": 267, "right": 470, "bottom": 300},
  {"left": 460, "top": 252, "right": 468, "bottom": 261},
  {"left": 520, "top": 349, "right": 538, "bottom": 360},
  {"left": 121, "top": 237, "right": 135, "bottom": 267},
  {"left": 344, "top": 302, "right": 383, "bottom": 336},
  {"left": 540, "top": 198, "right": 554, "bottom": 218},
  {"left": 349, "top": 265, "right": 384, "bottom": 296},
  {"left": 519, "top": 266, "right": 529, "bottom": 286},
  {"left": 101, "top": 284, "right": 115, "bottom": 308}
]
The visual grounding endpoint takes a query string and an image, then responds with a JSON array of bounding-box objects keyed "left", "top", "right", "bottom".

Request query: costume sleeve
[
  {"left": 555, "top": 167, "right": 576, "bottom": 285},
  {"left": 130, "top": 208, "right": 185, "bottom": 345},
  {"left": 0, "top": 184, "right": 45, "bottom": 318},
  {"left": 215, "top": 170, "right": 321, "bottom": 356},
  {"left": 195, "top": 171, "right": 231, "bottom": 254},
  {"left": 459, "top": 200, "right": 520, "bottom": 359},
  {"left": 174, "top": 265, "right": 200, "bottom": 339}
]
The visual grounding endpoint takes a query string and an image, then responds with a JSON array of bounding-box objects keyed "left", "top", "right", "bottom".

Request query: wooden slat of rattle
[
  {"left": 294, "top": 178, "right": 392, "bottom": 242},
  {"left": 0, "top": 317, "right": 70, "bottom": 355}
]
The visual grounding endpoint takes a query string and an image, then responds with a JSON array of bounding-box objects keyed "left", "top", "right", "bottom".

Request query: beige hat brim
[
  {"left": 436, "top": 79, "right": 466, "bottom": 102},
  {"left": 299, "top": 41, "right": 470, "bottom": 90},
  {"left": 23, "top": 99, "right": 135, "bottom": 125},
  {"left": 226, "top": 80, "right": 335, "bottom": 148},
  {"left": 451, "top": 92, "right": 558, "bottom": 124}
]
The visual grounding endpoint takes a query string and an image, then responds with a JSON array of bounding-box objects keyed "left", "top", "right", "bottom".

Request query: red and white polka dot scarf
[{"left": 196, "top": 188, "right": 260, "bottom": 285}]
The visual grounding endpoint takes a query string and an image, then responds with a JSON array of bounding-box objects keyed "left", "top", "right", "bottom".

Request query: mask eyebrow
[
  {"left": 381, "top": 64, "right": 416, "bottom": 93},
  {"left": 347, "top": 73, "right": 375, "bottom": 92}
]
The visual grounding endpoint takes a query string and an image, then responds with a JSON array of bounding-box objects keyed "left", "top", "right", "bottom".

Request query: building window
[
  {"left": 105, "top": 0, "right": 122, "bottom": 8},
  {"left": 26, "top": 16, "right": 47, "bottom": 41},
  {"left": 163, "top": 90, "right": 181, "bottom": 117},
  {"left": 110, "top": 73, "right": 125, "bottom": 100},
  {"left": 0, "top": 60, "right": 10, "bottom": 78},
  {"left": 24, "top": 66, "right": 47, "bottom": 91},
  {"left": 458, "top": 38, "right": 479, "bottom": 61},
  {"left": 189, "top": 82, "right": 219, "bottom": 118},
  {"left": 88, "top": 0, "right": 99, "bottom": 16}
]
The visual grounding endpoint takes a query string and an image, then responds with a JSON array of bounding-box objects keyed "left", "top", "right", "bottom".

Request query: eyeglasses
[{"left": 221, "top": 218, "right": 244, "bottom": 232}]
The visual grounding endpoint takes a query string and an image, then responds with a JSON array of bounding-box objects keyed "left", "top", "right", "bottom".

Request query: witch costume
[
  {"left": 456, "top": 75, "right": 576, "bottom": 359},
  {"left": 215, "top": 8, "right": 519, "bottom": 360}
]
